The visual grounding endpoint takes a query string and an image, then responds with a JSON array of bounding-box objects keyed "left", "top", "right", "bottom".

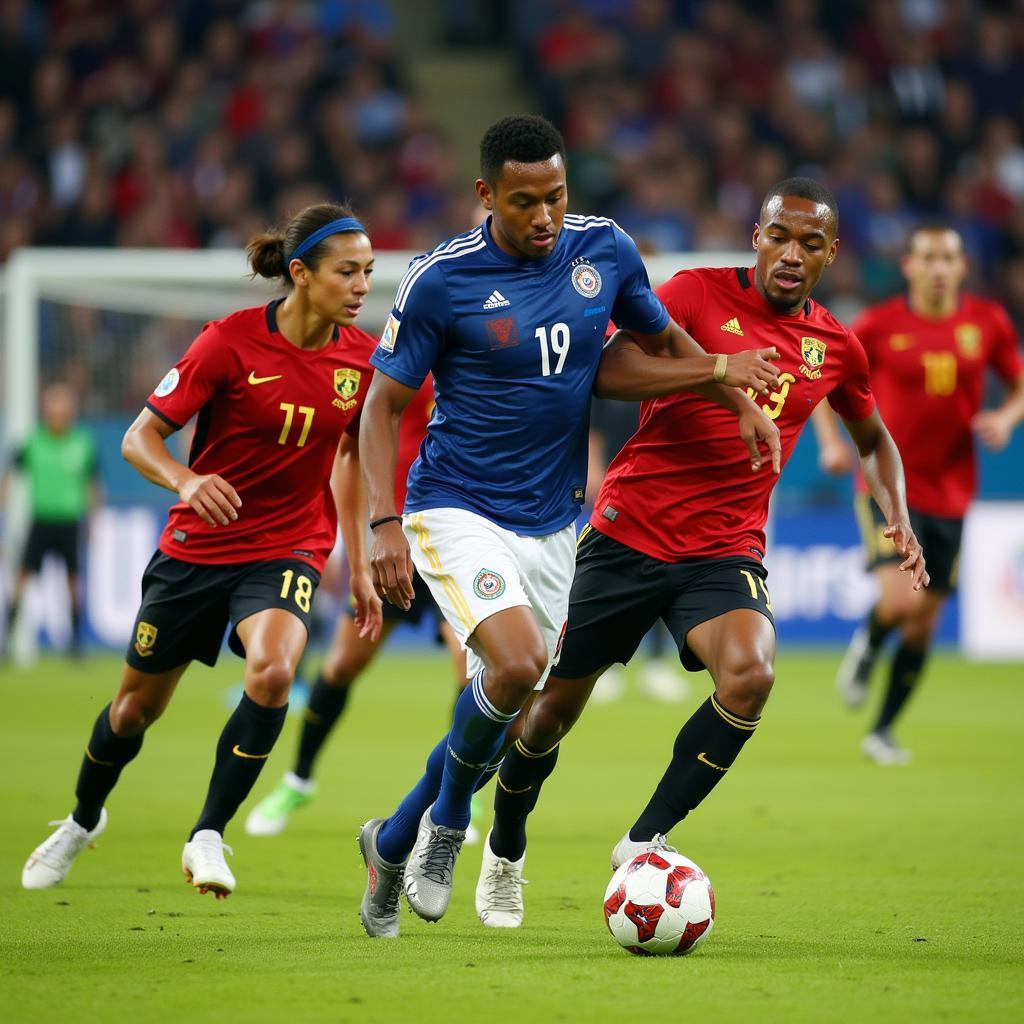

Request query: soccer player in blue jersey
[{"left": 356, "top": 114, "right": 784, "bottom": 937}]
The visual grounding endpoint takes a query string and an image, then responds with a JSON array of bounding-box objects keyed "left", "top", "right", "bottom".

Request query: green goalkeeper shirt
[{"left": 13, "top": 426, "right": 98, "bottom": 522}]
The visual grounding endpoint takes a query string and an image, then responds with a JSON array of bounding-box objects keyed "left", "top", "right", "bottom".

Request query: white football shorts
[{"left": 403, "top": 507, "right": 577, "bottom": 686}]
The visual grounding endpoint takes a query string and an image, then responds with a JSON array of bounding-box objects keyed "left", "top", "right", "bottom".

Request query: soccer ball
[{"left": 603, "top": 850, "right": 715, "bottom": 956}]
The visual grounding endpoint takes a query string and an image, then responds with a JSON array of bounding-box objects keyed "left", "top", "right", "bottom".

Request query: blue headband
[{"left": 287, "top": 217, "right": 367, "bottom": 263}]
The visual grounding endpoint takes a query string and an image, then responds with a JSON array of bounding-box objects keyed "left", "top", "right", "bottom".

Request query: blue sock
[
  {"left": 432, "top": 670, "right": 518, "bottom": 830},
  {"left": 376, "top": 734, "right": 448, "bottom": 865}
]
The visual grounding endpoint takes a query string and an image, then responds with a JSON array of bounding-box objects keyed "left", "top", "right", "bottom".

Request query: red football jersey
[
  {"left": 852, "top": 295, "right": 1022, "bottom": 517},
  {"left": 594, "top": 267, "right": 875, "bottom": 562},
  {"left": 146, "top": 300, "right": 376, "bottom": 571},
  {"left": 395, "top": 376, "right": 435, "bottom": 510}
]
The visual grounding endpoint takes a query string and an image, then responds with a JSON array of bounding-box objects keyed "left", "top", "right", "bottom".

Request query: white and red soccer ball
[{"left": 603, "top": 851, "right": 715, "bottom": 956}]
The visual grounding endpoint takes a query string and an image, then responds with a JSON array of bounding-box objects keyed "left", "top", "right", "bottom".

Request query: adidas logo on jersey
[
  {"left": 483, "top": 290, "right": 511, "bottom": 309},
  {"left": 721, "top": 317, "right": 743, "bottom": 335}
]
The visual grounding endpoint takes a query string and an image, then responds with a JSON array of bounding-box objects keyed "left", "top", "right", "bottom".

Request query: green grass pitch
[{"left": 1, "top": 649, "right": 1020, "bottom": 1023}]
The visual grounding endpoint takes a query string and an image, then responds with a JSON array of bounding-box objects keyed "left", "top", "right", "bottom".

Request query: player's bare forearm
[
  {"left": 594, "top": 335, "right": 717, "bottom": 398},
  {"left": 594, "top": 325, "right": 779, "bottom": 401},
  {"left": 123, "top": 409, "right": 241, "bottom": 526},
  {"left": 844, "top": 411, "right": 907, "bottom": 523},
  {"left": 844, "top": 410, "right": 927, "bottom": 588},
  {"left": 121, "top": 409, "right": 192, "bottom": 493},
  {"left": 359, "top": 373, "right": 415, "bottom": 519},
  {"left": 333, "top": 433, "right": 370, "bottom": 575},
  {"left": 973, "top": 373, "right": 1024, "bottom": 450}
]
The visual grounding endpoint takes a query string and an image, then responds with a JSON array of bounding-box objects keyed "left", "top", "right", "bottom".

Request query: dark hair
[
  {"left": 904, "top": 219, "right": 961, "bottom": 252},
  {"left": 247, "top": 202, "right": 362, "bottom": 287},
  {"left": 479, "top": 115, "right": 566, "bottom": 184},
  {"left": 760, "top": 177, "right": 839, "bottom": 236}
]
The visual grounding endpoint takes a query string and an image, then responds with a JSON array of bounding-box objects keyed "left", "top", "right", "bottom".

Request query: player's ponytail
[{"left": 246, "top": 202, "right": 365, "bottom": 288}]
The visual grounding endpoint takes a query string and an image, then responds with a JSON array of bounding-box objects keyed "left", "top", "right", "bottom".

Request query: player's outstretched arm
[
  {"left": 359, "top": 372, "right": 417, "bottom": 610},
  {"left": 594, "top": 326, "right": 780, "bottom": 400},
  {"left": 121, "top": 408, "right": 241, "bottom": 527},
  {"left": 843, "top": 410, "right": 929, "bottom": 591},
  {"left": 333, "top": 432, "right": 382, "bottom": 641},
  {"left": 596, "top": 327, "right": 782, "bottom": 473}
]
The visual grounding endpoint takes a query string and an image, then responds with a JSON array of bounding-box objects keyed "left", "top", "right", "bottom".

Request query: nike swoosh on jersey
[
  {"left": 248, "top": 372, "right": 283, "bottom": 385},
  {"left": 232, "top": 744, "right": 271, "bottom": 760}
]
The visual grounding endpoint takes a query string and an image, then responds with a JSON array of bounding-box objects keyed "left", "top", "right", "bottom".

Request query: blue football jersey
[{"left": 370, "top": 214, "right": 668, "bottom": 534}]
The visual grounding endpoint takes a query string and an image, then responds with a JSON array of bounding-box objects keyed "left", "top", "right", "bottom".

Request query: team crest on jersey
[
  {"left": 955, "top": 323, "right": 981, "bottom": 358},
  {"left": 570, "top": 259, "right": 602, "bottom": 299},
  {"left": 134, "top": 621, "right": 157, "bottom": 657},
  {"left": 473, "top": 569, "right": 506, "bottom": 600},
  {"left": 799, "top": 337, "right": 826, "bottom": 380},
  {"left": 889, "top": 333, "right": 914, "bottom": 350},
  {"left": 379, "top": 314, "right": 399, "bottom": 353},
  {"left": 154, "top": 368, "right": 179, "bottom": 397},
  {"left": 333, "top": 367, "right": 361, "bottom": 410},
  {"left": 485, "top": 317, "right": 520, "bottom": 350}
]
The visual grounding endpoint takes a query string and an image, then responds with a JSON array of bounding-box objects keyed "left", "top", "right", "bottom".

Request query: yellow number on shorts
[
  {"left": 739, "top": 569, "right": 773, "bottom": 612},
  {"left": 280, "top": 569, "right": 313, "bottom": 613},
  {"left": 278, "top": 403, "right": 315, "bottom": 446}
]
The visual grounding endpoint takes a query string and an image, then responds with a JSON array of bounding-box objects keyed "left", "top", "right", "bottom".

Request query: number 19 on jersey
[{"left": 535, "top": 323, "right": 571, "bottom": 377}]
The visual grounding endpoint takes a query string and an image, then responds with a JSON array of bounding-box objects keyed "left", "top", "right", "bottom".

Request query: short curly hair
[
  {"left": 479, "top": 115, "right": 566, "bottom": 184},
  {"left": 761, "top": 177, "right": 839, "bottom": 237}
]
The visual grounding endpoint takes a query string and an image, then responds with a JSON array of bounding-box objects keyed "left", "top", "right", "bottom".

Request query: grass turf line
[{"left": 0, "top": 651, "right": 1020, "bottom": 1023}]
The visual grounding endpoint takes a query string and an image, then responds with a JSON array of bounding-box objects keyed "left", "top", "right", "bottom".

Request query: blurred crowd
[
  {"left": 2, "top": 0, "right": 1024, "bottom": 331},
  {"left": 516, "top": 0, "right": 1024, "bottom": 325},
  {"left": 0, "top": 0, "right": 473, "bottom": 263}
]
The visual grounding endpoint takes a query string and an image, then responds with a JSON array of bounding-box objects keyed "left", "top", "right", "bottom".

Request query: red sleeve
[
  {"left": 146, "top": 323, "right": 232, "bottom": 429},
  {"left": 655, "top": 270, "right": 707, "bottom": 333},
  {"left": 986, "top": 303, "right": 1024, "bottom": 387},
  {"left": 828, "top": 329, "right": 876, "bottom": 422}
]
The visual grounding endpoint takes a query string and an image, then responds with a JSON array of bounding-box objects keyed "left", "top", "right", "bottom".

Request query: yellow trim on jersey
[
  {"left": 407, "top": 514, "right": 477, "bottom": 634},
  {"left": 514, "top": 737, "right": 559, "bottom": 759},
  {"left": 711, "top": 695, "right": 759, "bottom": 732}
]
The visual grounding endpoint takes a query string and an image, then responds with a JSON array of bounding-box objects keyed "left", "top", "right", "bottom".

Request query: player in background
[
  {"left": 356, "top": 114, "right": 783, "bottom": 939},
  {"left": 244, "top": 375, "right": 478, "bottom": 840},
  {"left": 21, "top": 204, "right": 382, "bottom": 898},
  {"left": 814, "top": 224, "right": 1024, "bottom": 764},
  {"left": 2, "top": 383, "right": 100, "bottom": 658},
  {"left": 475, "top": 180, "right": 929, "bottom": 928}
]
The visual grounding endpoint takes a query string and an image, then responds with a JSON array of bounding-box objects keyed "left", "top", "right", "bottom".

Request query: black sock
[
  {"left": 629, "top": 695, "right": 758, "bottom": 842},
  {"left": 873, "top": 643, "right": 927, "bottom": 734},
  {"left": 489, "top": 739, "right": 560, "bottom": 861},
  {"left": 72, "top": 704, "right": 144, "bottom": 831},
  {"left": 293, "top": 674, "right": 350, "bottom": 780},
  {"left": 867, "top": 605, "right": 894, "bottom": 650},
  {"left": 191, "top": 694, "right": 287, "bottom": 838},
  {"left": 70, "top": 603, "right": 83, "bottom": 653}
]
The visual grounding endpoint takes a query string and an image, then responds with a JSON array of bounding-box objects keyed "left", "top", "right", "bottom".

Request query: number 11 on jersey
[{"left": 535, "top": 323, "right": 571, "bottom": 376}]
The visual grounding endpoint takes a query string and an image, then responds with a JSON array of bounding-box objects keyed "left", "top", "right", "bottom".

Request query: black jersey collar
[{"left": 265, "top": 298, "right": 340, "bottom": 340}]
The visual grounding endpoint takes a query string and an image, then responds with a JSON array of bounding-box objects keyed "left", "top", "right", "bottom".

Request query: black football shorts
[
  {"left": 554, "top": 527, "right": 775, "bottom": 678},
  {"left": 22, "top": 520, "right": 81, "bottom": 574},
  {"left": 125, "top": 551, "right": 321, "bottom": 673},
  {"left": 855, "top": 495, "right": 962, "bottom": 592}
]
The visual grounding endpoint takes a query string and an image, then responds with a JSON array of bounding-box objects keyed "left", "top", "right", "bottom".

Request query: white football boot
[
  {"left": 475, "top": 831, "right": 527, "bottom": 928},
  {"left": 22, "top": 809, "right": 108, "bottom": 889},
  {"left": 182, "top": 829, "right": 235, "bottom": 898},
  {"left": 861, "top": 731, "right": 912, "bottom": 765},
  {"left": 610, "top": 831, "right": 678, "bottom": 871}
]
